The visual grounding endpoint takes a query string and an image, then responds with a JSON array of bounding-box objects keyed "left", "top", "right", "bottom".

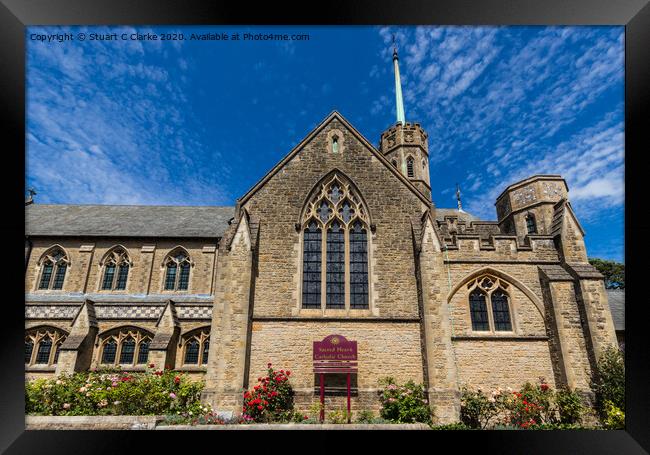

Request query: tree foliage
[{"left": 588, "top": 258, "right": 624, "bottom": 289}]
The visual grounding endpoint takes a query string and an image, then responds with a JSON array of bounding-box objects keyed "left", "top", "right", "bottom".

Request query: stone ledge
[
  {"left": 157, "top": 423, "right": 431, "bottom": 430},
  {"left": 26, "top": 415, "right": 160, "bottom": 430}
]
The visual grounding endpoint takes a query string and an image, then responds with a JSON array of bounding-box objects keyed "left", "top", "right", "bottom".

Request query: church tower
[{"left": 379, "top": 43, "right": 432, "bottom": 200}]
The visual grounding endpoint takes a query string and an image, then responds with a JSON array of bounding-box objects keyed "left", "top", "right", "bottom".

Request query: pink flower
[
  {"left": 62, "top": 403, "right": 70, "bottom": 409},
  {"left": 170, "top": 392, "right": 177, "bottom": 399}
]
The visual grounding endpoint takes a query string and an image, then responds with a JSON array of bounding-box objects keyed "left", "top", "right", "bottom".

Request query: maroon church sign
[{"left": 313, "top": 334, "right": 357, "bottom": 422}]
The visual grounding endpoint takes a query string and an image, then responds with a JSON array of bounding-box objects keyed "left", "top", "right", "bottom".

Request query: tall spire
[
  {"left": 392, "top": 35, "right": 406, "bottom": 125},
  {"left": 456, "top": 183, "right": 465, "bottom": 213}
]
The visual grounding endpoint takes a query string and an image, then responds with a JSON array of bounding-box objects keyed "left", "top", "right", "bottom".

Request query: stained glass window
[
  {"left": 202, "top": 340, "right": 209, "bottom": 365},
  {"left": 302, "top": 221, "right": 322, "bottom": 308},
  {"left": 39, "top": 262, "right": 53, "bottom": 289},
  {"left": 116, "top": 264, "right": 129, "bottom": 290},
  {"left": 491, "top": 290, "right": 512, "bottom": 331},
  {"left": 326, "top": 222, "right": 345, "bottom": 308},
  {"left": 137, "top": 340, "right": 149, "bottom": 364},
  {"left": 185, "top": 340, "right": 199, "bottom": 364},
  {"left": 35, "top": 336, "right": 52, "bottom": 364},
  {"left": 526, "top": 215, "right": 537, "bottom": 234},
  {"left": 25, "top": 340, "right": 34, "bottom": 363},
  {"left": 165, "top": 263, "right": 177, "bottom": 290},
  {"left": 52, "top": 263, "right": 66, "bottom": 289},
  {"left": 53, "top": 343, "right": 61, "bottom": 364},
  {"left": 339, "top": 201, "right": 354, "bottom": 223},
  {"left": 119, "top": 338, "right": 135, "bottom": 364},
  {"left": 178, "top": 263, "right": 190, "bottom": 290},
  {"left": 102, "top": 264, "right": 116, "bottom": 290},
  {"left": 101, "top": 339, "right": 117, "bottom": 364},
  {"left": 469, "top": 290, "right": 489, "bottom": 331},
  {"left": 317, "top": 201, "right": 331, "bottom": 223},
  {"left": 350, "top": 222, "right": 369, "bottom": 309},
  {"left": 328, "top": 184, "right": 341, "bottom": 203}
]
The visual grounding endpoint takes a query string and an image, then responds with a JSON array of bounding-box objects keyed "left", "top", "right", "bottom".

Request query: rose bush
[
  {"left": 241, "top": 363, "right": 298, "bottom": 423},
  {"left": 378, "top": 377, "right": 432, "bottom": 424},
  {"left": 25, "top": 364, "right": 205, "bottom": 416},
  {"left": 460, "top": 380, "right": 586, "bottom": 429}
]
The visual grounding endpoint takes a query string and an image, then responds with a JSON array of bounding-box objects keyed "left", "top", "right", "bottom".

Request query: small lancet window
[
  {"left": 469, "top": 290, "right": 490, "bottom": 331},
  {"left": 332, "top": 135, "right": 339, "bottom": 153},
  {"left": 491, "top": 290, "right": 512, "bottom": 331},
  {"left": 407, "top": 157, "right": 414, "bottom": 178},
  {"left": 526, "top": 214, "right": 537, "bottom": 234},
  {"left": 326, "top": 222, "right": 345, "bottom": 309}
]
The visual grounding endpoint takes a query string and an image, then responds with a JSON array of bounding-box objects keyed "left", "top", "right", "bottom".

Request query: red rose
[
  {"left": 286, "top": 371, "right": 291, "bottom": 376},
  {"left": 540, "top": 384, "right": 549, "bottom": 391},
  {"left": 267, "top": 363, "right": 272, "bottom": 368},
  {"left": 174, "top": 376, "right": 180, "bottom": 384},
  {"left": 257, "top": 405, "right": 263, "bottom": 410}
]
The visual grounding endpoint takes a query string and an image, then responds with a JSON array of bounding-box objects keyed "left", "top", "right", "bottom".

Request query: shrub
[
  {"left": 378, "top": 377, "right": 432, "bottom": 424},
  {"left": 555, "top": 387, "right": 585, "bottom": 424},
  {"left": 602, "top": 400, "right": 625, "bottom": 429},
  {"left": 25, "top": 365, "right": 206, "bottom": 416},
  {"left": 460, "top": 386, "right": 508, "bottom": 429},
  {"left": 460, "top": 380, "right": 586, "bottom": 429},
  {"left": 355, "top": 410, "right": 375, "bottom": 423},
  {"left": 591, "top": 346, "right": 625, "bottom": 418},
  {"left": 241, "top": 363, "right": 296, "bottom": 423},
  {"left": 326, "top": 409, "right": 350, "bottom": 424}
]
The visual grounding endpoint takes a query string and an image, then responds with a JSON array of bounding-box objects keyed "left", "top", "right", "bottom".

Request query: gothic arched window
[
  {"left": 406, "top": 157, "right": 415, "bottom": 178},
  {"left": 101, "top": 247, "right": 131, "bottom": 290},
  {"left": 25, "top": 327, "right": 67, "bottom": 366},
  {"left": 181, "top": 328, "right": 210, "bottom": 366},
  {"left": 467, "top": 275, "right": 513, "bottom": 332},
  {"left": 99, "top": 328, "right": 152, "bottom": 367},
  {"left": 525, "top": 214, "right": 537, "bottom": 234},
  {"left": 37, "top": 247, "right": 69, "bottom": 290},
  {"left": 300, "top": 174, "right": 370, "bottom": 310},
  {"left": 163, "top": 249, "right": 191, "bottom": 291}
]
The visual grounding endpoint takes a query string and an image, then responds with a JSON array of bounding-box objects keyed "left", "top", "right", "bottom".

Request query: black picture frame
[{"left": 1, "top": 0, "right": 648, "bottom": 452}]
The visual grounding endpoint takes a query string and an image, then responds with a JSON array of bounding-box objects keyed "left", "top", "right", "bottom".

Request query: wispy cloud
[{"left": 26, "top": 25, "right": 232, "bottom": 206}]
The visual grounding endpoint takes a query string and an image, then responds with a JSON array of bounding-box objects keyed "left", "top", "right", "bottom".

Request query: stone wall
[
  {"left": 25, "top": 238, "right": 218, "bottom": 295},
  {"left": 452, "top": 339, "right": 556, "bottom": 391}
]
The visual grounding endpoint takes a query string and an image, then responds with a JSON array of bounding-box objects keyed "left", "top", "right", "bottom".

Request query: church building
[{"left": 24, "top": 47, "right": 618, "bottom": 423}]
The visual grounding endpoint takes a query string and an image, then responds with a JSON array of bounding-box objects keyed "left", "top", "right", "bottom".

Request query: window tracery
[
  {"left": 466, "top": 274, "right": 513, "bottom": 332},
  {"left": 164, "top": 248, "right": 191, "bottom": 291},
  {"left": 98, "top": 328, "right": 152, "bottom": 367},
  {"left": 37, "top": 247, "right": 69, "bottom": 290},
  {"left": 301, "top": 174, "right": 370, "bottom": 310},
  {"left": 101, "top": 247, "right": 131, "bottom": 290},
  {"left": 180, "top": 328, "right": 210, "bottom": 366},
  {"left": 25, "top": 327, "right": 67, "bottom": 366}
]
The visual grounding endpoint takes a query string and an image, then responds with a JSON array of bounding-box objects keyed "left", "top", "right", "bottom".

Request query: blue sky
[{"left": 26, "top": 26, "right": 624, "bottom": 262}]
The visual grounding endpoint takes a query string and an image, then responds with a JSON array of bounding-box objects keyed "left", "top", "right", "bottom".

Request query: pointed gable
[{"left": 236, "top": 111, "right": 432, "bottom": 210}]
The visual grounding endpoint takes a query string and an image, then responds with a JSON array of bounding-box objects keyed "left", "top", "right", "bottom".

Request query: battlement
[{"left": 379, "top": 121, "right": 429, "bottom": 155}]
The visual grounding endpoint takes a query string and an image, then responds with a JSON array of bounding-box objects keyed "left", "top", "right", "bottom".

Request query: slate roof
[
  {"left": 607, "top": 289, "right": 625, "bottom": 332},
  {"left": 25, "top": 204, "right": 235, "bottom": 238}
]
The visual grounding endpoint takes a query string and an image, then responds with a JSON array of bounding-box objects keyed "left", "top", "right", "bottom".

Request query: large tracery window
[
  {"left": 25, "top": 327, "right": 67, "bottom": 366},
  {"left": 37, "top": 247, "right": 69, "bottom": 290},
  {"left": 101, "top": 247, "right": 131, "bottom": 290},
  {"left": 164, "top": 249, "right": 191, "bottom": 291},
  {"left": 181, "top": 328, "right": 210, "bottom": 366},
  {"left": 300, "top": 174, "right": 370, "bottom": 310},
  {"left": 467, "top": 275, "right": 513, "bottom": 332},
  {"left": 99, "top": 328, "right": 152, "bottom": 367}
]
